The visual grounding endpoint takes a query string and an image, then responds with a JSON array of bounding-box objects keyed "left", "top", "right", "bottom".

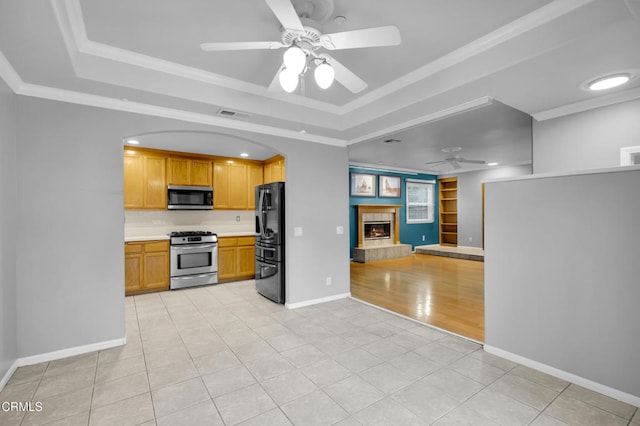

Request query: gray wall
[
  {"left": 485, "top": 168, "right": 640, "bottom": 399},
  {"left": 533, "top": 99, "right": 640, "bottom": 173},
  {"left": 0, "top": 78, "right": 17, "bottom": 380},
  {"left": 15, "top": 96, "right": 350, "bottom": 358},
  {"left": 442, "top": 165, "right": 532, "bottom": 248}
]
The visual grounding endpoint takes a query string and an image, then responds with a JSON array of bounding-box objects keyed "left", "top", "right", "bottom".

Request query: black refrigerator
[{"left": 255, "top": 182, "right": 285, "bottom": 303}]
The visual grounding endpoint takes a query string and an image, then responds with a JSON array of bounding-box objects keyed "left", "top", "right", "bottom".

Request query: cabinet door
[
  {"left": 167, "top": 157, "right": 190, "bottom": 185},
  {"left": 214, "top": 161, "right": 248, "bottom": 209},
  {"left": 246, "top": 164, "right": 263, "bottom": 210},
  {"left": 228, "top": 162, "right": 248, "bottom": 209},
  {"left": 124, "top": 154, "right": 144, "bottom": 209},
  {"left": 124, "top": 253, "right": 144, "bottom": 294},
  {"left": 213, "top": 162, "right": 231, "bottom": 209},
  {"left": 263, "top": 162, "right": 273, "bottom": 184},
  {"left": 237, "top": 245, "right": 256, "bottom": 277},
  {"left": 190, "top": 160, "right": 212, "bottom": 187},
  {"left": 144, "top": 251, "right": 169, "bottom": 290},
  {"left": 218, "top": 246, "right": 238, "bottom": 281},
  {"left": 144, "top": 155, "right": 167, "bottom": 209},
  {"left": 273, "top": 158, "right": 285, "bottom": 182}
]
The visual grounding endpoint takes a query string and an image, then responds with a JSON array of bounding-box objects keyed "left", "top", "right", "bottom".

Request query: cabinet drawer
[
  {"left": 237, "top": 236, "right": 255, "bottom": 246},
  {"left": 125, "top": 243, "right": 143, "bottom": 254},
  {"left": 144, "top": 241, "right": 169, "bottom": 252},
  {"left": 218, "top": 237, "right": 238, "bottom": 247}
]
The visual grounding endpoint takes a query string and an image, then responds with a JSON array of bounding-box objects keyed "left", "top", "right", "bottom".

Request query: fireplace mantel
[{"left": 356, "top": 204, "right": 402, "bottom": 248}]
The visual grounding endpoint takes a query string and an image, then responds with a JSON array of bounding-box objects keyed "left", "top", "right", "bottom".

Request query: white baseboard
[
  {"left": 484, "top": 345, "right": 640, "bottom": 408},
  {"left": 0, "top": 360, "right": 19, "bottom": 392},
  {"left": 286, "top": 292, "right": 351, "bottom": 309},
  {"left": 17, "top": 337, "right": 126, "bottom": 368}
]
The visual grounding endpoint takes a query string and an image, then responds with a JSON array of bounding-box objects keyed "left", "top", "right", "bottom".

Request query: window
[{"left": 406, "top": 179, "right": 435, "bottom": 223}]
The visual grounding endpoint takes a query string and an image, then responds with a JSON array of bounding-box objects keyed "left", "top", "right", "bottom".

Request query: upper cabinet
[
  {"left": 124, "top": 150, "right": 167, "bottom": 209},
  {"left": 213, "top": 159, "right": 264, "bottom": 210},
  {"left": 167, "top": 156, "right": 212, "bottom": 187},
  {"left": 263, "top": 155, "right": 286, "bottom": 183},
  {"left": 124, "top": 147, "right": 280, "bottom": 210}
]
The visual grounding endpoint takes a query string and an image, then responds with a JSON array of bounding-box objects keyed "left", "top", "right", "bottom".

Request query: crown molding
[
  {"left": 52, "top": 0, "right": 339, "bottom": 115},
  {"left": 0, "top": 50, "right": 346, "bottom": 146},
  {"left": 18, "top": 83, "right": 347, "bottom": 146},
  {"left": 532, "top": 87, "right": 640, "bottom": 121},
  {"left": 348, "top": 97, "right": 494, "bottom": 145},
  {"left": 51, "top": 0, "right": 598, "bottom": 131},
  {"left": 340, "top": 0, "right": 597, "bottom": 114},
  {"left": 0, "top": 51, "right": 25, "bottom": 93}
]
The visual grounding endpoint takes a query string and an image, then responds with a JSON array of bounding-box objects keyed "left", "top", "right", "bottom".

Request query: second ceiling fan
[{"left": 199, "top": 0, "right": 401, "bottom": 93}]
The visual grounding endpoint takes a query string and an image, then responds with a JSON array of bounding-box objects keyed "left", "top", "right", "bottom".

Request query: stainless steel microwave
[{"left": 167, "top": 185, "right": 213, "bottom": 210}]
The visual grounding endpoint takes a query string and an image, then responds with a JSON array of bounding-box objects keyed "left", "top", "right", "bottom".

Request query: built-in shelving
[{"left": 439, "top": 177, "right": 458, "bottom": 246}]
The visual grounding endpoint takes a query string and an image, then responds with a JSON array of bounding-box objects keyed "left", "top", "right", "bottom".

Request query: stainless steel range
[{"left": 169, "top": 231, "right": 218, "bottom": 290}]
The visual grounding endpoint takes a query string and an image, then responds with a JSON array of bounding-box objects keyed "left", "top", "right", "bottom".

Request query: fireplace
[
  {"left": 356, "top": 204, "right": 402, "bottom": 248},
  {"left": 353, "top": 204, "right": 411, "bottom": 262},
  {"left": 364, "top": 221, "right": 391, "bottom": 240}
]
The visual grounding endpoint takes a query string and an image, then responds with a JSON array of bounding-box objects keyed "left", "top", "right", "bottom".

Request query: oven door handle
[
  {"left": 172, "top": 273, "right": 217, "bottom": 280},
  {"left": 172, "top": 243, "right": 217, "bottom": 250}
]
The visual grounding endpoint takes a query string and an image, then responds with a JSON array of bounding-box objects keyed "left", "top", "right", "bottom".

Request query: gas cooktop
[{"left": 170, "top": 231, "right": 216, "bottom": 237}]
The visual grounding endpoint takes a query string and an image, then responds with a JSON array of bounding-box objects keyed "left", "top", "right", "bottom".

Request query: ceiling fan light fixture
[
  {"left": 314, "top": 61, "right": 335, "bottom": 89},
  {"left": 487, "top": 162, "right": 499, "bottom": 166},
  {"left": 279, "top": 67, "right": 299, "bottom": 93},
  {"left": 283, "top": 45, "right": 306, "bottom": 75}
]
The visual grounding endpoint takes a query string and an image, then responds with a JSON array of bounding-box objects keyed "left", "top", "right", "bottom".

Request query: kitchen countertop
[{"left": 124, "top": 230, "right": 255, "bottom": 242}]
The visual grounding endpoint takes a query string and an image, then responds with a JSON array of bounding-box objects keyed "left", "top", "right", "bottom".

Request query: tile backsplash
[{"left": 124, "top": 210, "right": 254, "bottom": 237}]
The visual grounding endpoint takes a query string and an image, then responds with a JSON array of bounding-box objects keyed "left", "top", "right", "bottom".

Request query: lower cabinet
[
  {"left": 218, "top": 236, "right": 256, "bottom": 282},
  {"left": 125, "top": 240, "right": 170, "bottom": 296}
]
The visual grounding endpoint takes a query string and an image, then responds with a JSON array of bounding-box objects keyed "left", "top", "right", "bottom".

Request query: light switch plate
[
  {"left": 336, "top": 226, "right": 344, "bottom": 235},
  {"left": 294, "top": 227, "right": 303, "bottom": 237}
]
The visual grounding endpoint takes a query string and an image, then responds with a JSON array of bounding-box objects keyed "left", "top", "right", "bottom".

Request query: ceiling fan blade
[
  {"left": 265, "top": 0, "right": 305, "bottom": 33},
  {"left": 320, "top": 25, "right": 401, "bottom": 50},
  {"left": 451, "top": 160, "right": 463, "bottom": 169},
  {"left": 424, "top": 160, "right": 448, "bottom": 165},
  {"left": 319, "top": 54, "right": 367, "bottom": 93},
  {"left": 200, "top": 41, "right": 284, "bottom": 51},
  {"left": 268, "top": 63, "right": 286, "bottom": 91},
  {"left": 457, "top": 159, "right": 486, "bottom": 164}
]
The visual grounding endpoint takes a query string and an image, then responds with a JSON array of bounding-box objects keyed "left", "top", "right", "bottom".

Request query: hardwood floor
[{"left": 350, "top": 254, "right": 485, "bottom": 342}]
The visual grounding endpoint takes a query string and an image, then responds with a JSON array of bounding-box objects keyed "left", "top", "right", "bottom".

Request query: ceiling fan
[
  {"left": 199, "top": 0, "right": 401, "bottom": 93},
  {"left": 424, "top": 147, "right": 487, "bottom": 170}
]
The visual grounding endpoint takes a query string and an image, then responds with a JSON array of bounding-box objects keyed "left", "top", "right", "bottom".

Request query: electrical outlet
[
  {"left": 422, "top": 235, "right": 425, "bottom": 241},
  {"left": 469, "top": 237, "right": 473, "bottom": 242},
  {"left": 326, "top": 277, "right": 332, "bottom": 286},
  {"left": 236, "top": 215, "right": 241, "bottom": 222}
]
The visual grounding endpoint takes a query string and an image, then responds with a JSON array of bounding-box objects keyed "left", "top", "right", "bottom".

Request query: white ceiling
[{"left": 0, "top": 0, "right": 639, "bottom": 172}]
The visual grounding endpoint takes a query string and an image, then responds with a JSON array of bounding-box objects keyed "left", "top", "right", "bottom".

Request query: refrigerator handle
[{"left": 258, "top": 189, "right": 265, "bottom": 236}]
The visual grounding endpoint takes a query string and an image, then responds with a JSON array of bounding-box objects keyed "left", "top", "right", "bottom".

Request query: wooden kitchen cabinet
[
  {"left": 124, "top": 150, "right": 167, "bottom": 209},
  {"left": 167, "top": 156, "right": 212, "bottom": 187},
  {"left": 124, "top": 240, "right": 170, "bottom": 295},
  {"left": 247, "top": 163, "right": 263, "bottom": 210},
  {"left": 217, "top": 236, "right": 255, "bottom": 282},
  {"left": 214, "top": 160, "right": 264, "bottom": 210},
  {"left": 263, "top": 155, "right": 285, "bottom": 183}
]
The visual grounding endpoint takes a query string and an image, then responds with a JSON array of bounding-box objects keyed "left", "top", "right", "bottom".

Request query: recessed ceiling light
[
  {"left": 581, "top": 70, "right": 637, "bottom": 91},
  {"left": 240, "top": 152, "right": 249, "bottom": 157},
  {"left": 487, "top": 162, "right": 499, "bottom": 166},
  {"left": 126, "top": 139, "right": 140, "bottom": 145},
  {"left": 588, "top": 74, "right": 630, "bottom": 91}
]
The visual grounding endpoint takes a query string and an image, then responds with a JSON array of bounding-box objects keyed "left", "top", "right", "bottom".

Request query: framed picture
[
  {"left": 350, "top": 173, "right": 376, "bottom": 197},
  {"left": 379, "top": 175, "right": 401, "bottom": 198}
]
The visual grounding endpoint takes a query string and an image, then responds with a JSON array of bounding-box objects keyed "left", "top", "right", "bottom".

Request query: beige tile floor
[{"left": 1, "top": 280, "right": 638, "bottom": 425}]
